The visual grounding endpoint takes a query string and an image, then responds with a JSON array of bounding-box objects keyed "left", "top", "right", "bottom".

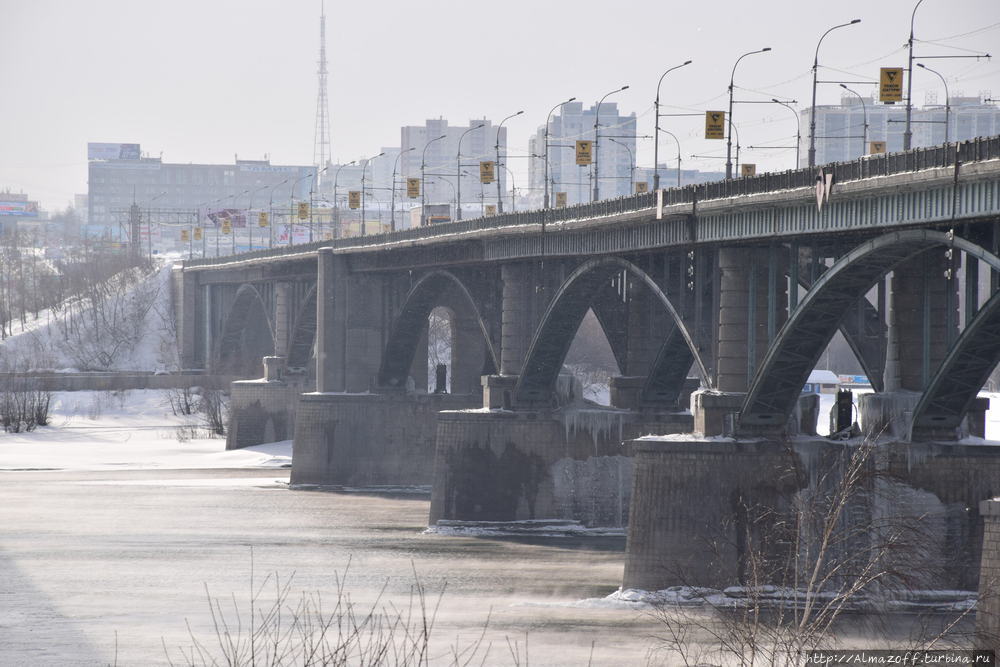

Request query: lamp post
[
  {"left": 593, "top": 85, "right": 629, "bottom": 201},
  {"left": 360, "top": 151, "right": 385, "bottom": 236},
  {"left": 390, "top": 147, "right": 415, "bottom": 232},
  {"left": 657, "top": 129, "right": 683, "bottom": 187},
  {"left": 307, "top": 166, "right": 328, "bottom": 243},
  {"left": 246, "top": 184, "right": 269, "bottom": 252},
  {"left": 808, "top": 20, "right": 860, "bottom": 167},
  {"left": 904, "top": 0, "right": 927, "bottom": 150},
  {"left": 543, "top": 97, "right": 575, "bottom": 209},
  {"left": 917, "top": 63, "right": 950, "bottom": 144},
  {"left": 839, "top": 84, "right": 869, "bottom": 158},
  {"left": 228, "top": 189, "right": 248, "bottom": 254},
  {"left": 654, "top": 60, "right": 692, "bottom": 190},
  {"left": 145, "top": 190, "right": 168, "bottom": 260},
  {"left": 266, "top": 178, "right": 288, "bottom": 248},
  {"left": 456, "top": 123, "right": 484, "bottom": 221},
  {"left": 608, "top": 138, "right": 634, "bottom": 193},
  {"left": 331, "top": 160, "right": 355, "bottom": 239},
  {"left": 290, "top": 170, "right": 316, "bottom": 246},
  {"left": 727, "top": 48, "right": 771, "bottom": 178},
  {"left": 498, "top": 164, "right": 518, "bottom": 212},
  {"left": 494, "top": 111, "right": 522, "bottom": 213},
  {"left": 420, "top": 134, "right": 447, "bottom": 226},
  {"left": 771, "top": 99, "right": 802, "bottom": 167}
]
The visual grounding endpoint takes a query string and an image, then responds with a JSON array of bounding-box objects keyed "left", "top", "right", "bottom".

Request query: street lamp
[
  {"left": 904, "top": 0, "right": 927, "bottom": 150},
  {"left": 421, "top": 134, "right": 447, "bottom": 226},
  {"left": 593, "top": 84, "right": 629, "bottom": 201},
  {"left": 265, "top": 178, "right": 288, "bottom": 248},
  {"left": 808, "top": 20, "right": 860, "bottom": 167},
  {"left": 654, "top": 60, "right": 692, "bottom": 190},
  {"left": 657, "top": 128, "right": 683, "bottom": 187},
  {"left": 229, "top": 189, "right": 249, "bottom": 254},
  {"left": 308, "top": 166, "right": 328, "bottom": 242},
  {"left": 390, "top": 148, "right": 415, "bottom": 231},
  {"left": 290, "top": 170, "right": 316, "bottom": 246},
  {"left": 727, "top": 48, "right": 771, "bottom": 179},
  {"left": 771, "top": 98, "right": 802, "bottom": 167},
  {"left": 495, "top": 110, "right": 523, "bottom": 213},
  {"left": 608, "top": 138, "right": 634, "bottom": 193},
  {"left": 839, "top": 84, "right": 869, "bottom": 158},
  {"left": 145, "top": 190, "right": 168, "bottom": 260},
  {"left": 360, "top": 151, "right": 385, "bottom": 236},
  {"left": 456, "top": 123, "right": 485, "bottom": 221},
  {"left": 332, "top": 160, "right": 356, "bottom": 239},
  {"left": 917, "top": 63, "right": 950, "bottom": 144},
  {"left": 246, "top": 184, "right": 269, "bottom": 252},
  {"left": 544, "top": 96, "right": 575, "bottom": 209}
]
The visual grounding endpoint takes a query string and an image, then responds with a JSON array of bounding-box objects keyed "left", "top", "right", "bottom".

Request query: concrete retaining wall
[
  {"left": 623, "top": 437, "right": 1000, "bottom": 593},
  {"left": 429, "top": 407, "right": 693, "bottom": 528},
  {"left": 977, "top": 499, "right": 1000, "bottom": 648},
  {"left": 226, "top": 379, "right": 298, "bottom": 450},
  {"left": 0, "top": 372, "right": 236, "bottom": 392},
  {"left": 290, "top": 392, "right": 477, "bottom": 487}
]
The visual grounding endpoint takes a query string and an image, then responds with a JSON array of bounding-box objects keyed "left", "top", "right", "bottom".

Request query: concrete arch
[
  {"left": 377, "top": 270, "right": 499, "bottom": 391},
  {"left": 741, "top": 230, "right": 1000, "bottom": 430},
  {"left": 911, "top": 286, "right": 1000, "bottom": 437},
  {"left": 513, "top": 257, "right": 709, "bottom": 407},
  {"left": 286, "top": 285, "right": 317, "bottom": 370},
  {"left": 216, "top": 283, "right": 276, "bottom": 377}
]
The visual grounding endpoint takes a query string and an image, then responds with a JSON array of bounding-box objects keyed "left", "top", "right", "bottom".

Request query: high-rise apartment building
[
  {"left": 801, "top": 96, "right": 1000, "bottom": 167},
  {"left": 527, "top": 102, "right": 637, "bottom": 207}
]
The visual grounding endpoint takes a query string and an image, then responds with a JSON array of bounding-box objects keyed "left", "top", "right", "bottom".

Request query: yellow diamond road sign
[
  {"left": 705, "top": 110, "right": 725, "bottom": 139},
  {"left": 480, "top": 161, "right": 495, "bottom": 184},
  {"left": 575, "top": 140, "right": 592, "bottom": 166},
  {"left": 869, "top": 141, "right": 887, "bottom": 155},
  {"left": 879, "top": 67, "right": 903, "bottom": 103}
]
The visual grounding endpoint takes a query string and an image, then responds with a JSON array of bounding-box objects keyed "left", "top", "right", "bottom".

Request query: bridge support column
[
  {"left": 273, "top": 282, "right": 291, "bottom": 358},
  {"left": 873, "top": 250, "right": 960, "bottom": 440},
  {"left": 978, "top": 498, "right": 1000, "bottom": 648},
  {"left": 172, "top": 267, "right": 200, "bottom": 369},
  {"left": 698, "top": 247, "right": 786, "bottom": 435},
  {"left": 500, "top": 262, "right": 534, "bottom": 377},
  {"left": 316, "top": 248, "right": 347, "bottom": 393}
]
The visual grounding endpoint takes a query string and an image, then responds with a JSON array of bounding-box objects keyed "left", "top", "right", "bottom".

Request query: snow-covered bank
[{"left": 0, "top": 389, "right": 291, "bottom": 471}]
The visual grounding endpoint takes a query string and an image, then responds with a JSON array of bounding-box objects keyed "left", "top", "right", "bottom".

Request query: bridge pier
[{"left": 429, "top": 403, "right": 692, "bottom": 527}]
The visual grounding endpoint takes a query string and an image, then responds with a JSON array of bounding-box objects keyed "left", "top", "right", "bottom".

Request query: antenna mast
[{"left": 313, "top": 0, "right": 331, "bottom": 186}]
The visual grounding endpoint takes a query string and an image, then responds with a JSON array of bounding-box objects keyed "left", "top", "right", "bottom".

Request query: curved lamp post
[
  {"left": 654, "top": 60, "right": 691, "bottom": 190},
  {"left": 839, "top": 84, "right": 869, "bottom": 158},
  {"left": 360, "top": 152, "right": 385, "bottom": 236},
  {"left": 771, "top": 98, "right": 802, "bottom": 167},
  {"left": 917, "top": 62, "right": 950, "bottom": 144},
  {"left": 420, "top": 134, "right": 447, "bottom": 225},
  {"left": 543, "top": 96, "right": 575, "bottom": 209},
  {"left": 808, "top": 20, "right": 860, "bottom": 167},
  {"left": 494, "top": 110, "right": 522, "bottom": 213},
  {"left": 390, "top": 147, "right": 415, "bottom": 231},
  {"left": 608, "top": 138, "right": 634, "bottom": 193},
  {"left": 593, "top": 85, "right": 629, "bottom": 201},
  {"left": 727, "top": 48, "right": 771, "bottom": 178},
  {"left": 456, "top": 123, "right": 484, "bottom": 221}
]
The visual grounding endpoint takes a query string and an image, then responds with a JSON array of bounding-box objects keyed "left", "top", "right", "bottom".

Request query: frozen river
[{"left": 0, "top": 467, "right": 668, "bottom": 666}]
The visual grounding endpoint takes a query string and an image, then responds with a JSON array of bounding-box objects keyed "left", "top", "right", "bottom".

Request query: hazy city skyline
[{"left": 2, "top": 0, "right": 998, "bottom": 211}]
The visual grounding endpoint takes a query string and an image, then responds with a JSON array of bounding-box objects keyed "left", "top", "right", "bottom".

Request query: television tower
[{"left": 313, "top": 1, "right": 331, "bottom": 186}]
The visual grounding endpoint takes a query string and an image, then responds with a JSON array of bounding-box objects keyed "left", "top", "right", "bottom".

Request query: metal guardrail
[{"left": 183, "top": 135, "right": 1000, "bottom": 269}]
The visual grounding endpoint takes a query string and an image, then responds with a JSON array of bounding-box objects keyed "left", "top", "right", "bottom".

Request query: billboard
[
  {"left": 88, "top": 142, "right": 141, "bottom": 160},
  {"left": 0, "top": 201, "right": 39, "bottom": 217}
]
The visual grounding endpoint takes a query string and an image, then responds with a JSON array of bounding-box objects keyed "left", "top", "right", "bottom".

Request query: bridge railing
[{"left": 183, "top": 135, "right": 1000, "bottom": 268}]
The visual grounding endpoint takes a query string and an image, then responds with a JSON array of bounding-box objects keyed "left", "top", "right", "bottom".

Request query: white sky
[{"left": 2, "top": 0, "right": 998, "bottom": 211}]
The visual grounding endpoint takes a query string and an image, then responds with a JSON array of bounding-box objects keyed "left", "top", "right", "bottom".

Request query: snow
[
  {"left": 0, "top": 264, "right": 175, "bottom": 372},
  {"left": 0, "top": 390, "right": 292, "bottom": 471},
  {"left": 426, "top": 519, "right": 625, "bottom": 538}
]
